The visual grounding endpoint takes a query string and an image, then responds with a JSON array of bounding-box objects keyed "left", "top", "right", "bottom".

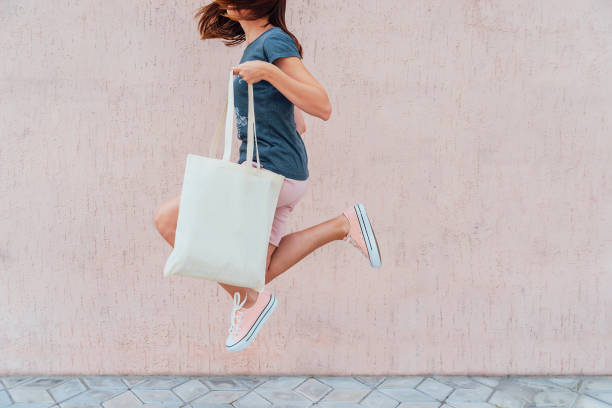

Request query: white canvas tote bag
[{"left": 163, "top": 69, "right": 285, "bottom": 292}]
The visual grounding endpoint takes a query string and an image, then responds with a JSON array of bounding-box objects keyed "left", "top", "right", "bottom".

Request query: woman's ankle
[
  {"left": 338, "top": 214, "right": 350, "bottom": 240},
  {"left": 242, "top": 289, "right": 259, "bottom": 308}
]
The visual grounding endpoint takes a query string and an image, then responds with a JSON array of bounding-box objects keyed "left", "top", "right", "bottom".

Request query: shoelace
[
  {"left": 343, "top": 234, "right": 368, "bottom": 258},
  {"left": 228, "top": 291, "right": 248, "bottom": 338}
]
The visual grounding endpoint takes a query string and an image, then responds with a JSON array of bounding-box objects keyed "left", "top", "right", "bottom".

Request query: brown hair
[{"left": 194, "top": 0, "right": 303, "bottom": 58}]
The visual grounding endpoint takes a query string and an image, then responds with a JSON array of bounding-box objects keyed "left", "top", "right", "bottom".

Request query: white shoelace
[
  {"left": 344, "top": 234, "right": 362, "bottom": 252},
  {"left": 228, "top": 291, "right": 248, "bottom": 338}
]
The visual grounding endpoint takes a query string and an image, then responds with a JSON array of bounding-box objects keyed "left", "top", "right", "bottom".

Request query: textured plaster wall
[{"left": 1, "top": 0, "right": 611, "bottom": 374}]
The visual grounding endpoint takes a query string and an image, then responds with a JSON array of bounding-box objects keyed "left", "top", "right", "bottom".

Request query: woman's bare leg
[
  {"left": 154, "top": 196, "right": 350, "bottom": 306},
  {"left": 264, "top": 214, "right": 349, "bottom": 284},
  {"left": 153, "top": 194, "right": 264, "bottom": 308}
]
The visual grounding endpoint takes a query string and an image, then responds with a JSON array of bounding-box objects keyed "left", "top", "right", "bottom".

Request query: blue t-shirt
[{"left": 234, "top": 26, "right": 309, "bottom": 181}]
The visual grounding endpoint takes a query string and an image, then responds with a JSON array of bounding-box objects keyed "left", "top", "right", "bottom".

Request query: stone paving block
[
  {"left": 131, "top": 388, "right": 183, "bottom": 405},
  {"left": 132, "top": 376, "right": 190, "bottom": 390},
  {"left": 573, "top": 395, "right": 612, "bottom": 408},
  {"left": 187, "top": 403, "right": 233, "bottom": 408},
  {"left": 231, "top": 376, "right": 271, "bottom": 390},
  {"left": 255, "top": 388, "right": 313, "bottom": 405},
  {"left": 488, "top": 390, "right": 528, "bottom": 408},
  {"left": 4, "top": 376, "right": 612, "bottom": 408},
  {"left": 548, "top": 377, "right": 582, "bottom": 391},
  {"left": 0, "top": 390, "right": 12, "bottom": 407},
  {"left": 121, "top": 376, "right": 147, "bottom": 388},
  {"left": 0, "top": 377, "right": 34, "bottom": 389},
  {"left": 379, "top": 377, "right": 425, "bottom": 389},
  {"left": 199, "top": 378, "right": 250, "bottom": 391},
  {"left": 355, "top": 376, "right": 387, "bottom": 388},
  {"left": 513, "top": 377, "right": 569, "bottom": 392},
  {"left": 295, "top": 378, "right": 332, "bottom": 402},
  {"left": 102, "top": 390, "right": 144, "bottom": 408},
  {"left": 416, "top": 378, "right": 454, "bottom": 401},
  {"left": 495, "top": 379, "right": 540, "bottom": 403},
  {"left": 436, "top": 378, "right": 492, "bottom": 404},
  {"left": 505, "top": 377, "right": 580, "bottom": 407},
  {"left": 47, "top": 378, "right": 86, "bottom": 403},
  {"left": 191, "top": 390, "right": 247, "bottom": 404},
  {"left": 315, "top": 377, "right": 370, "bottom": 390},
  {"left": 140, "top": 406, "right": 184, "bottom": 408},
  {"left": 256, "top": 377, "right": 309, "bottom": 391},
  {"left": 8, "top": 387, "right": 55, "bottom": 404},
  {"left": 445, "top": 386, "right": 493, "bottom": 403},
  {"left": 590, "top": 394, "right": 612, "bottom": 405},
  {"left": 581, "top": 378, "right": 612, "bottom": 395},
  {"left": 59, "top": 389, "right": 123, "bottom": 408},
  {"left": 433, "top": 377, "right": 476, "bottom": 389},
  {"left": 172, "top": 379, "right": 210, "bottom": 402},
  {"left": 20, "top": 378, "right": 69, "bottom": 390},
  {"left": 319, "top": 388, "right": 370, "bottom": 403},
  {"left": 580, "top": 378, "right": 612, "bottom": 405},
  {"left": 233, "top": 391, "right": 272, "bottom": 408},
  {"left": 312, "top": 403, "right": 362, "bottom": 408},
  {"left": 444, "top": 403, "right": 495, "bottom": 408},
  {"left": 378, "top": 388, "right": 439, "bottom": 403},
  {"left": 82, "top": 376, "right": 129, "bottom": 390},
  {"left": 532, "top": 389, "right": 578, "bottom": 407},
  {"left": 470, "top": 377, "right": 503, "bottom": 388},
  {"left": 359, "top": 389, "right": 401, "bottom": 408}
]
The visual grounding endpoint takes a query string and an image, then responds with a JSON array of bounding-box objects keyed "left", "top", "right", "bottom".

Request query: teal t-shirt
[{"left": 234, "top": 26, "right": 309, "bottom": 181}]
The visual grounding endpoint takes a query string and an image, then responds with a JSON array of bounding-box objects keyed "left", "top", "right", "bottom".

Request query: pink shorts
[{"left": 241, "top": 161, "right": 309, "bottom": 247}]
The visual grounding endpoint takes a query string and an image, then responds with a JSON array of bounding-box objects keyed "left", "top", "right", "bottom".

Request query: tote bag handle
[{"left": 208, "top": 70, "right": 261, "bottom": 168}]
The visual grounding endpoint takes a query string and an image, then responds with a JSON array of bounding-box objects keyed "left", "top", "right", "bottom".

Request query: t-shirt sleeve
[{"left": 263, "top": 32, "right": 301, "bottom": 64}]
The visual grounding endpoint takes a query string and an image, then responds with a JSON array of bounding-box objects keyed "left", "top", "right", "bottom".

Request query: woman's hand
[{"left": 232, "top": 61, "right": 272, "bottom": 85}]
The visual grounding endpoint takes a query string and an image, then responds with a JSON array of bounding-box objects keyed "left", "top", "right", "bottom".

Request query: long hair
[{"left": 194, "top": 0, "right": 303, "bottom": 58}]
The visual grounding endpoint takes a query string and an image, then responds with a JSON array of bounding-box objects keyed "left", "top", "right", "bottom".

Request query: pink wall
[{"left": 1, "top": 0, "right": 611, "bottom": 374}]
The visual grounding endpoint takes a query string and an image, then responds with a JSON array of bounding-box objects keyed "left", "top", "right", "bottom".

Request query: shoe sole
[
  {"left": 355, "top": 203, "right": 382, "bottom": 268},
  {"left": 226, "top": 294, "right": 277, "bottom": 352}
]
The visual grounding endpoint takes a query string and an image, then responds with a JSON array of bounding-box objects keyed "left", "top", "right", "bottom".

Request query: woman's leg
[
  {"left": 265, "top": 213, "right": 349, "bottom": 284},
  {"left": 214, "top": 244, "right": 277, "bottom": 308},
  {"left": 153, "top": 194, "right": 266, "bottom": 309},
  {"left": 153, "top": 194, "right": 181, "bottom": 248},
  {"left": 153, "top": 195, "right": 349, "bottom": 304}
]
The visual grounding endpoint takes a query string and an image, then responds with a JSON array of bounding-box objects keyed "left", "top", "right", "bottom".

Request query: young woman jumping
[{"left": 154, "top": 0, "right": 382, "bottom": 353}]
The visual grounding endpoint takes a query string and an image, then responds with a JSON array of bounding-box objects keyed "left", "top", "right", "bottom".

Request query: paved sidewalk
[{"left": 0, "top": 375, "right": 611, "bottom": 408}]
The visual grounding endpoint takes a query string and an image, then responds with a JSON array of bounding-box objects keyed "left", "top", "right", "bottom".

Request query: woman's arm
[
  {"left": 264, "top": 58, "right": 331, "bottom": 121},
  {"left": 294, "top": 106, "right": 306, "bottom": 135}
]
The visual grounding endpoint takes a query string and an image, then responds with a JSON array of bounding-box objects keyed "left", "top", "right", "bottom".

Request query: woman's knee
[
  {"left": 153, "top": 205, "right": 169, "bottom": 233},
  {"left": 154, "top": 195, "right": 180, "bottom": 234},
  {"left": 265, "top": 244, "right": 278, "bottom": 283}
]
